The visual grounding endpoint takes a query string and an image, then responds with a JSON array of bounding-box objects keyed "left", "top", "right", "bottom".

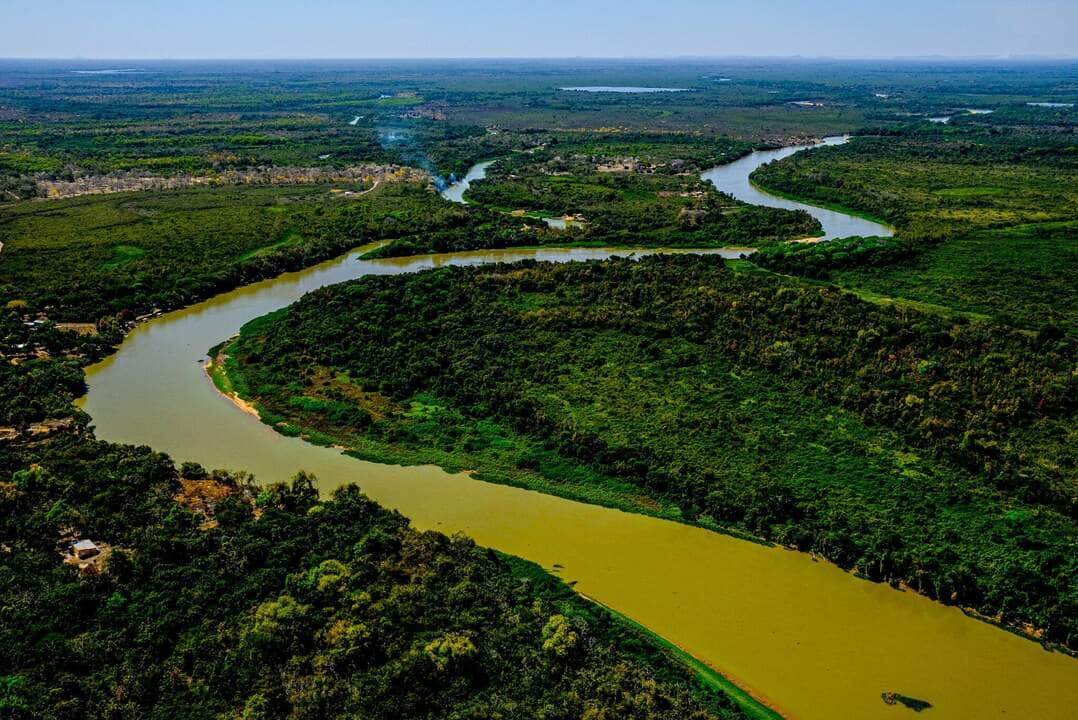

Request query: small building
[{"left": 72, "top": 539, "right": 100, "bottom": 560}]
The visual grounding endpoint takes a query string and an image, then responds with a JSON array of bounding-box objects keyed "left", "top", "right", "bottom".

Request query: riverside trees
[
  {"left": 229, "top": 255, "right": 1078, "bottom": 647},
  {"left": 0, "top": 436, "right": 745, "bottom": 720}
]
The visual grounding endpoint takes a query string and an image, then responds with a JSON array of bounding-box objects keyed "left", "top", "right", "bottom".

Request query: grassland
[
  {"left": 750, "top": 118, "right": 1078, "bottom": 332},
  {"left": 830, "top": 221, "right": 1078, "bottom": 331}
]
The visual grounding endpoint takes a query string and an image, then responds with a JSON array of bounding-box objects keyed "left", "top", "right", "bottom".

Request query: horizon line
[{"left": 2, "top": 54, "right": 1078, "bottom": 63}]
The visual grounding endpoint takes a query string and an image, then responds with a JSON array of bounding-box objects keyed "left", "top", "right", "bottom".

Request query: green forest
[
  {"left": 1, "top": 58, "right": 1076, "bottom": 718},
  {"left": 0, "top": 182, "right": 547, "bottom": 321},
  {"left": 749, "top": 119, "right": 1078, "bottom": 332},
  {"left": 0, "top": 432, "right": 746, "bottom": 720},
  {"left": 224, "top": 256, "right": 1077, "bottom": 648}
]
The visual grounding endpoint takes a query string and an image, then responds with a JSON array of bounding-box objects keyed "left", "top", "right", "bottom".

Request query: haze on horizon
[{"left": 3, "top": 0, "right": 1077, "bottom": 61}]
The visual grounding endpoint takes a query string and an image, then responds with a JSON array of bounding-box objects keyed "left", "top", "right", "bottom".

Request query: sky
[{"left": 2, "top": 0, "right": 1076, "bottom": 60}]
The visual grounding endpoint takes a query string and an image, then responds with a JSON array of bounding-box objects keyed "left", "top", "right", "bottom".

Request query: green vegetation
[
  {"left": 0, "top": 182, "right": 543, "bottom": 321},
  {"left": 100, "top": 244, "right": 147, "bottom": 269},
  {"left": 488, "top": 131, "right": 759, "bottom": 174},
  {"left": 0, "top": 434, "right": 749, "bottom": 719},
  {"left": 2, "top": 58, "right": 1077, "bottom": 716},
  {"left": 227, "top": 256, "right": 1077, "bottom": 648},
  {"left": 454, "top": 134, "right": 821, "bottom": 249},
  {"left": 750, "top": 120, "right": 1078, "bottom": 332},
  {"left": 0, "top": 318, "right": 754, "bottom": 719},
  {"left": 827, "top": 221, "right": 1078, "bottom": 333},
  {"left": 753, "top": 124, "right": 1077, "bottom": 243},
  {"left": 0, "top": 134, "right": 816, "bottom": 323},
  {"left": 749, "top": 236, "right": 915, "bottom": 277}
]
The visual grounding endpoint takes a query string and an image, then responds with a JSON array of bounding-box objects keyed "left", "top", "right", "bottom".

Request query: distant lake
[
  {"left": 559, "top": 86, "right": 690, "bottom": 93},
  {"left": 1028, "top": 102, "right": 1074, "bottom": 108},
  {"left": 928, "top": 108, "right": 995, "bottom": 124},
  {"left": 72, "top": 68, "right": 145, "bottom": 75}
]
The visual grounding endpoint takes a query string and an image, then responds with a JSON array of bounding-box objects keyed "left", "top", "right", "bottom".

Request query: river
[
  {"left": 442, "top": 136, "right": 893, "bottom": 240},
  {"left": 699, "top": 135, "right": 893, "bottom": 240},
  {"left": 80, "top": 140, "right": 1074, "bottom": 720},
  {"left": 439, "top": 159, "right": 494, "bottom": 204}
]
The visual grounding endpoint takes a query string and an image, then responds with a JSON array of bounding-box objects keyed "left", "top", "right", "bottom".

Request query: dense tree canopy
[
  {"left": 749, "top": 121, "right": 1078, "bottom": 332},
  {"left": 0, "top": 434, "right": 744, "bottom": 720},
  {"left": 229, "top": 255, "right": 1078, "bottom": 647},
  {"left": 3, "top": 59, "right": 1076, "bottom": 715}
]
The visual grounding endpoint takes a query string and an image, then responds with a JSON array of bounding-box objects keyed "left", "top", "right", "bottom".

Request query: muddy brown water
[{"left": 81, "top": 144, "right": 1074, "bottom": 719}]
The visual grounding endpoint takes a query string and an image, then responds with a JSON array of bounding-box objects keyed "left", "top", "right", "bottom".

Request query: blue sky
[{"left": 3, "top": 0, "right": 1076, "bottom": 59}]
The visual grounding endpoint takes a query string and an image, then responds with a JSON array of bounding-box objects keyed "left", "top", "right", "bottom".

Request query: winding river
[
  {"left": 700, "top": 136, "right": 893, "bottom": 240},
  {"left": 80, "top": 139, "right": 1073, "bottom": 719},
  {"left": 439, "top": 159, "right": 493, "bottom": 204}
]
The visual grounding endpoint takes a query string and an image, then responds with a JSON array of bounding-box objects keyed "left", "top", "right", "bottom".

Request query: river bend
[{"left": 81, "top": 140, "right": 1073, "bottom": 720}]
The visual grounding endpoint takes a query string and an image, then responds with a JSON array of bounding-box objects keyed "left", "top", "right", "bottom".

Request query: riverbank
[
  {"left": 202, "top": 333, "right": 778, "bottom": 719},
  {"left": 216, "top": 254, "right": 1073, "bottom": 653},
  {"left": 205, "top": 344, "right": 261, "bottom": 420},
  {"left": 205, "top": 333, "right": 771, "bottom": 545},
  {"left": 746, "top": 178, "right": 896, "bottom": 231},
  {"left": 578, "top": 593, "right": 786, "bottom": 720},
  {"left": 79, "top": 145, "right": 1078, "bottom": 720}
]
